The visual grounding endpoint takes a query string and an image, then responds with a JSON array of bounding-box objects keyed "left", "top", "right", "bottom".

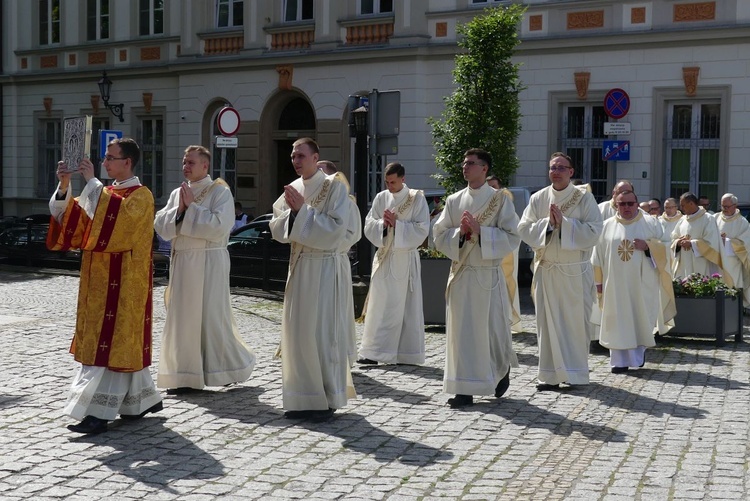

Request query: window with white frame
[
  {"left": 87, "top": 0, "right": 110, "bottom": 41},
  {"left": 560, "top": 103, "right": 609, "bottom": 201},
  {"left": 665, "top": 101, "right": 721, "bottom": 209},
  {"left": 217, "top": 0, "right": 244, "bottom": 28},
  {"left": 139, "top": 118, "right": 165, "bottom": 199},
  {"left": 36, "top": 120, "right": 61, "bottom": 198},
  {"left": 39, "top": 0, "right": 60, "bottom": 45},
  {"left": 360, "top": 0, "right": 393, "bottom": 15},
  {"left": 139, "top": 0, "right": 164, "bottom": 36},
  {"left": 284, "top": 0, "right": 313, "bottom": 22}
]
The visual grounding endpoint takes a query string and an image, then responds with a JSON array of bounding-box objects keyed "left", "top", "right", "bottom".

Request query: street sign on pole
[
  {"left": 603, "top": 88, "right": 630, "bottom": 119},
  {"left": 602, "top": 140, "right": 630, "bottom": 161},
  {"left": 217, "top": 106, "right": 241, "bottom": 136},
  {"left": 215, "top": 136, "right": 238, "bottom": 148},
  {"left": 604, "top": 122, "right": 631, "bottom": 135},
  {"left": 99, "top": 129, "right": 122, "bottom": 179}
]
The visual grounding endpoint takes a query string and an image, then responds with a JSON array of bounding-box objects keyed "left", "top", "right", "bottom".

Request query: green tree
[{"left": 429, "top": 5, "right": 526, "bottom": 195}]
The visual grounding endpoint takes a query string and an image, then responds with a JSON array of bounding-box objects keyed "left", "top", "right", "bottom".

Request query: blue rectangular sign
[
  {"left": 602, "top": 140, "right": 630, "bottom": 161},
  {"left": 100, "top": 129, "right": 123, "bottom": 157}
]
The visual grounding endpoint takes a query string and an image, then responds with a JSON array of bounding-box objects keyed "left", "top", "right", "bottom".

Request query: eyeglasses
[
  {"left": 721, "top": 204, "right": 736, "bottom": 209},
  {"left": 103, "top": 155, "right": 126, "bottom": 161},
  {"left": 462, "top": 160, "right": 486, "bottom": 167},
  {"left": 617, "top": 201, "right": 637, "bottom": 207},
  {"left": 549, "top": 166, "right": 571, "bottom": 172}
]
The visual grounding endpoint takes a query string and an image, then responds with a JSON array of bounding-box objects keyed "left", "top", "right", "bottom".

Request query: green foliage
[
  {"left": 429, "top": 4, "right": 526, "bottom": 196},
  {"left": 673, "top": 273, "right": 739, "bottom": 298}
]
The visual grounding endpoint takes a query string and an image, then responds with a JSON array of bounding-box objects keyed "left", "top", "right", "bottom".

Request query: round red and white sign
[{"left": 217, "top": 106, "right": 241, "bottom": 137}]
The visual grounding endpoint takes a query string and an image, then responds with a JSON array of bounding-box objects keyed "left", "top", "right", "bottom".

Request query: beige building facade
[{"left": 1, "top": 0, "right": 748, "bottom": 217}]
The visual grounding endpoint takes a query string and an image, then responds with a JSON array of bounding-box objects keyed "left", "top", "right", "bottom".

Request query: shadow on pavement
[
  {"left": 185, "top": 385, "right": 289, "bottom": 426},
  {"left": 351, "top": 371, "right": 431, "bottom": 404},
  {"left": 585, "top": 381, "right": 711, "bottom": 418},
  {"left": 298, "top": 411, "right": 455, "bottom": 466},
  {"left": 69, "top": 419, "right": 224, "bottom": 494},
  {"left": 625, "top": 369, "right": 746, "bottom": 390},
  {"left": 355, "top": 361, "right": 444, "bottom": 381},
  {"left": 478, "top": 397, "right": 627, "bottom": 442}
]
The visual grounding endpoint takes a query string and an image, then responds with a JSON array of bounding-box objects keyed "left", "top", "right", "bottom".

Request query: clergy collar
[
  {"left": 468, "top": 182, "right": 488, "bottom": 196},
  {"left": 188, "top": 175, "right": 212, "bottom": 188},
  {"left": 112, "top": 176, "right": 141, "bottom": 188},
  {"left": 685, "top": 207, "right": 706, "bottom": 222},
  {"left": 720, "top": 209, "right": 742, "bottom": 222},
  {"left": 551, "top": 182, "right": 575, "bottom": 202},
  {"left": 302, "top": 169, "right": 325, "bottom": 189},
  {"left": 661, "top": 211, "right": 682, "bottom": 222},
  {"left": 390, "top": 184, "right": 409, "bottom": 199},
  {"left": 615, "top": 211, "right": 643, "bottom": 225}
]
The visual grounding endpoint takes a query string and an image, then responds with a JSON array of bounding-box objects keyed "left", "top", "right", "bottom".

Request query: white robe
[
  {"left": 359, "top": 185, "right": 430, "bottom": 364},
  {"left": 517, "top": 183, "right": 602, "bottom": 385},
  {"left": 433, "top": 183, "right": 520, "bottom": 396},
  {"left": 592, "top": 213, "right": 667, "bottom": 366},
  {"left": 671, "top": 208, "right": 721, "bottom": 279},
  {"left": 598, "top": 200, "right": 616, "bottom": 220},
  {"left": 154, "top": 176, "right": 256, "bottom": 389},
  {"left": 715, "top": 210, "right": 750, "bottom": 307},
  {"left": 656, "top": 211, "right": 682, "bottom": 331},
  {"left": 269, "top": 170, "right": 361, "bottom": 411}
]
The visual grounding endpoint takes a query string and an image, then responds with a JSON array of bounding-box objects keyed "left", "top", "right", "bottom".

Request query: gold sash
[
  {"left": 287, "top": 179, "right": 332, "bottom": 278},
  {"left": 445, "top": 189, "right": 507, "bottom": 299},
  {"left": 356, "top": 189, "right": 418, "bottom": 323}
]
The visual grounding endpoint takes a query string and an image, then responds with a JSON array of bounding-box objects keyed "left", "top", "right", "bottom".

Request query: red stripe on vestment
[
  {"left": 94, "top": 252, "right": 123, "bottom": 367},
  {"left": 94, "top": 192, "right": 121, "bottom": 252},
  {"left": 143, "top": 260, "right": 154, "bottom": 367}
]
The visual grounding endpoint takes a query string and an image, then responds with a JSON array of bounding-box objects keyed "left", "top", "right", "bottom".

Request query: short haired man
[
  {"left": 358, "top": 162, "right": 430, "bottom": 365},
  {"left": 48, "top": 138, "right": 162, "bottom": 434},
  {"left": 486, "top": 175, "right": 502, "bottom": 190},
  {"left": 592, "top": 190, "right": 673, "bottom": 373},
  {"left": 599, "top": 180, "right": 635, "bottom": 219},
  {"left": 317, "top": 160, "right": 338, "bottom": 175},
  {"left": 518, "top": 152, "right": 603, "bottom": 391},
  {"left": 155, "top": 145, "right": 256, "bottom": 395},
  {"left": 648, "top": 198, "right": 662, "bottom": 217},
  {"left": 269, "top": 137, "right": 361, "bottom": 421},
  {"left": 699, "top": 195, "right": 714, "bottom": 214},
  {"left": 433, "top": 148, "right": 520, "bottom": 408},
  {"left": 232, "top": 201, "right": 250, "bottom": 231},
  {"left": 715, "top": 193, "right": 750, "bottom": 308},
  {"left": 672, "top": 192, "right": 721, "bottom": 278}
]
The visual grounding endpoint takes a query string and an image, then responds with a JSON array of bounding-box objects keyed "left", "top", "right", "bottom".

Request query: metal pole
[{"left": 355, "top": 128, "right": 371, "bottom": 276}]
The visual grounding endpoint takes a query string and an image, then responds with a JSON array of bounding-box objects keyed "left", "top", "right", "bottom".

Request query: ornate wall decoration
[{"left": 567, "top": 11, "right": 604, "bottom": 30}]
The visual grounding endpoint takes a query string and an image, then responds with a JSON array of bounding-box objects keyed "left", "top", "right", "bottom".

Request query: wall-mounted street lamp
[
  {"left": 351, "top": 105, "right": 371, "bottom": 276},
  {"left": 97, "top": 70, "right": 125, "bottom": 122}
]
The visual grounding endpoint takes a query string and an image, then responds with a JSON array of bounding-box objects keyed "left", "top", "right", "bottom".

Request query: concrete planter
[
  {"left": 420, "top": 258, "right": 450, "bottom": 325},
  {"left": 667, "top": 291, "right": 743, "bottom": 346}
]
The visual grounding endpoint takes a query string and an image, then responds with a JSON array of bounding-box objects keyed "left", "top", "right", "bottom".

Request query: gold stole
[
  {"left": 681, "top": 209, "right": 722, "bottom": 268},
  {"left": 287, "top": 179, "right": 332, "bottom": 278},
  {"left": 532, "top": 185, "right": 587, "bottom": 271},
  {"left": 356, "top": 189, "right": 417, "bottom": 323},
  {"left": 720, "top": 212, "right": 750, "bottom": 288},
  {"left": 445, "top": 189, "right": 506, "bottom": 299}
]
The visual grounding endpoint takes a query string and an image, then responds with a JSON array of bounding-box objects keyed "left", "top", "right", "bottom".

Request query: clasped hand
[
  {"left": 460, "top": 211, "right": 479, "bottom": 236},
  {"left": 178, "top": 182, "right": 194, "bottom": 213},
  {"left": 383, "top": 209, "right": 396, "bottom": 228},
  {"left": 283, "top": 185, "right": 304, "bottom": 213},
  {"left": 548, "top": 203, "right": 563, "bottom": 228}
]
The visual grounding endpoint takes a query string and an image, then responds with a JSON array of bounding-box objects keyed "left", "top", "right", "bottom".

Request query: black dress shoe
[
  {"left": 611, "top": 366, "right": 629, "bottom": 374},
  {"left": 309, "top": 409, "right": 335, "bottom": 422},
  {"left": 120, "top": 401, "right": 164, "bottom": 421},
  {"left": 67, "top": 415, "right": 108, "bottom": 434},
  {"left": 357, "top": 358, "right": 378, "bottom": 365},
  {"left": 284, "top": 410, "right": 313, "bottom": 420},
  {"left": 495, "top": 369, "right": 511, "bottom": 398},
  {"left": 535, "top": 383, "right": 560, "bottom": 391},
  {"left": 166, "top": 387, "right": 200, "bottom": 395},
  {"left": 447, "top": 394, "right": 474, "bottom": 408}
]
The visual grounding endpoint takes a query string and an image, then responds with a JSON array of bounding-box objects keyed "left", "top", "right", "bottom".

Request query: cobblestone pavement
[{"left": 1, "top": 266, "right": 749, "bottom": 500}]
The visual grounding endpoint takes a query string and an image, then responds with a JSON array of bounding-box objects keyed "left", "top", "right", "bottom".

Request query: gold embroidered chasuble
[{"left": 47, "top": 184, "right": 154, "bottom": 372}]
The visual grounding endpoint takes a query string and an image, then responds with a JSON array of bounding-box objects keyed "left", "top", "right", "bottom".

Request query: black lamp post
[
  {"left": 98, "top": 70, "right": 125, "bottom": 122},
  {"left": 352, "top": 106, "right": 371, "bottom": 276}
]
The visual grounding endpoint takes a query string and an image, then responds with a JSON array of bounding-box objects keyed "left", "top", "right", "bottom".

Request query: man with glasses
[
  {"left": 648, "top": 199, "right": 662, "bottom": 217},
  {"left": 518, "top": 152, "right": 602, "bottom": 391},
  {"left": 154, "top": 145, "right": 256, "bottom": 396},
  {"left": 715, "top": 193, "right": 750, "bottom": 308},
  {"left": 699, "top": 195, "right": 714, "bottom": 214},
  {"left": 47, "top": 138, "right": 163, "bottom": 434},
  {"left": 672, "top": 192, "right": 721, "bottom": 279},
  {"left": 592, "top": 190, "right": 673, "bottom": 373},
  {"left": 598, "top": 180, "right": 635, "bottom": 220},
  {"left": 433, "top": 148, "right": 520, "bottom": 408}
]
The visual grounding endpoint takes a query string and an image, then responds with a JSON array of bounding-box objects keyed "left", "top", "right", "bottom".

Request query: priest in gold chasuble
[{"left": 48, "top": 138, "right": 162, "bottom": 434}]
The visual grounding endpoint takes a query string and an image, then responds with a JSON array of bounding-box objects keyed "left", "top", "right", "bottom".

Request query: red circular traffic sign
[
  {"left": 603, "top": 88, "right": 630, "bottom": 119},
  {"left": 217, "top": 106, "right": 241, "bottom": 136}
]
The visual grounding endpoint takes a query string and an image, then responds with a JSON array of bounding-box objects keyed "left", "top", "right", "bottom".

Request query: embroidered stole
[
  {"left": 356, "top": 189, "right": 418, "bottom": 322},
  {"left": 445, "top": 189, "right": 506, "bottom": 299},
  {"left": 287, "top": 179, "right": 332, "bottom": 278},
  {"left": 532, "top": 185, "right": 586, "bottom": 270}
]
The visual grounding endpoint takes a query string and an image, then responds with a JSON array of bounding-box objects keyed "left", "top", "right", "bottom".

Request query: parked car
[
  {"left": 0, "top": 215, "right": 81, "bottom": 269},
  {"left": 228, "top": 219, "right": 290, "bottom": 290}
]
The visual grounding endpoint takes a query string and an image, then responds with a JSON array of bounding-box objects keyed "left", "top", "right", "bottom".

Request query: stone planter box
[
  {"left": 666, "top": 291, "right": 743, "bottom": 346},
  {"left": 420, "top": 258, "right": 450, "bottom": 325}
]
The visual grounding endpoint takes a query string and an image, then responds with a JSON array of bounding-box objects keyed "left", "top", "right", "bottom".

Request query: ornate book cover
[{"left": 61, "top": 116, "right": 93, "bottom": 173}]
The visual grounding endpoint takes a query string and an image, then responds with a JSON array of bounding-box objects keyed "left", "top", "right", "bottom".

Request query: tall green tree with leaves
[{"left": 429, "top": 5, "right": 526, "bottom": 195}]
